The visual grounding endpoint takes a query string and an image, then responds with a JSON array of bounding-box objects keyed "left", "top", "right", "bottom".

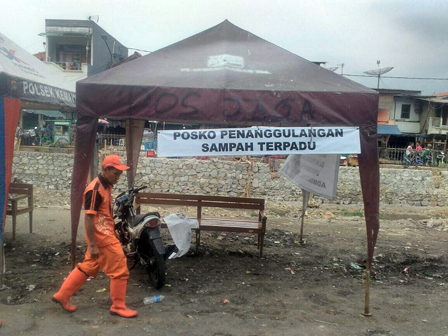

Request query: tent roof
[
  {"left": 0, "top": 32, "right": 75, "bottom": 108},
  {"left": 81, "top": 20, "right": 372, "bottom": 93},
  {"left": 76, "top": 20, "right": 378, "bottom": 126}
]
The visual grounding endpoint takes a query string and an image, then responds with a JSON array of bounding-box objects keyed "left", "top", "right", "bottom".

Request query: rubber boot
[
  {"left": 109, "top": 279, "right": 138, "bottom": 318},
  {"left": 52, "top": 267, "right": 88, "bottom": 312}
]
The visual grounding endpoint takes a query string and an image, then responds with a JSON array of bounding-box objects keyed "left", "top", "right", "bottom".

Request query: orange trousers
[{"left": 78, "top": 242, "right": 129, "bottom": 280}]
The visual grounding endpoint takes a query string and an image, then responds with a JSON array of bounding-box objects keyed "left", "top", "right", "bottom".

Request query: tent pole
[
  {"left": 363, "top": 263, "right": 372, "bottom": 316},
  {"left": 125, "top": 119, "right": 145, "bottom": 188},
  {"left": 358, "top": 126, "right": 380, "bottom": 317},
  {"left": 0, "top": 243, "right": 4, "bottom": 287},
  {"left": 70, "top": 116, "right": 98, "bottom": 269}
]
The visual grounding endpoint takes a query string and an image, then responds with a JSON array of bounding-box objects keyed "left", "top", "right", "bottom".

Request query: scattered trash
[
  {"left": 165, "top": 284, "right": 172, "bottom": 288},
  {"left": 26, "top": 284, "right": 36, "bottom": 291},
  {"left": 143, "top": 295, "right": 165, "bottom": 305},
  {"left": 284, "top": 267, "right": 299, "bottom": 274},
  {"left": 96, "top": 288, "right": 107, "bottom": 293},
  {"left": 403, "top": 267, "right": 409, "bottom": 274},
  {"left": 223, "top": 299, "right": 229, "bottom": 304},
  {"left": 314, "top": 319, "right": 338, "bottom": 325},
  {"left": 350, "top": 262, "right": 363, "bottom": 270},
  {"left": 55, "top": 252, "right": 60, "bottom": 256}
]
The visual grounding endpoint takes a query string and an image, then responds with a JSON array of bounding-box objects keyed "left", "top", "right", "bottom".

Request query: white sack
[{"left": 164, "top": 213, "right": 199, "bottom": 258}]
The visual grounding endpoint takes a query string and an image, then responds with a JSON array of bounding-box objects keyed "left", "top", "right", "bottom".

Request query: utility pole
[{"left": 376, "top": 60, "right": 381, "bottom": 89}]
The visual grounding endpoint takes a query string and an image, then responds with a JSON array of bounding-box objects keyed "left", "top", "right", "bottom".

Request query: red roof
[{"left": 432, "top": 91, "right": 448, "bottom": 97}]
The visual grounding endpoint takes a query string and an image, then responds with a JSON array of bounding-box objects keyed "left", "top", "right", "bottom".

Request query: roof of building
[
  {"left": 374, "top": 88, "right": 422, "bottom": 96},
  {"left": 378, "top": 124, "right": 402, "bottom": 136}
]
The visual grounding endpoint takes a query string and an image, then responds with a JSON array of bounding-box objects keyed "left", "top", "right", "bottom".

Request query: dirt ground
[{"left": 1, "top": 194, "right": 448, "bottom": 336}]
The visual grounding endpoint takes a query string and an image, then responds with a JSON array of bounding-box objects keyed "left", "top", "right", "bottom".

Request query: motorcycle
[
  {"left": 404, "top": 153, "right": 423, "bottom": 166},
  {"left": 114, "top": 186, "right": 170, "bottom": 289},
  {"left": 436, "top": 151, "right": 446, "bottom": 166},
  {"left": 421, "top": 149, "right": 434, "bottom": 166}
]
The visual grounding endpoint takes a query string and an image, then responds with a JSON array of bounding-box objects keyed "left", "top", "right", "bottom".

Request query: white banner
[
  {"left": 280, "top": 154, "right": 340, "bottom": 200},
  {"left": 157, "top": 127, "right": 360, "bottom": 157}
]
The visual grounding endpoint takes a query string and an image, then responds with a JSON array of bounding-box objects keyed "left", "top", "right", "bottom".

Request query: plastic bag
[{"left": 163, "top": 213, "right": 199, "bottom": 258}]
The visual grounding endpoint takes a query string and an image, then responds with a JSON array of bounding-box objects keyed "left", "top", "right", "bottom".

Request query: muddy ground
[{"left": 0, "top": 195, "right": 447, "bottom": 336}]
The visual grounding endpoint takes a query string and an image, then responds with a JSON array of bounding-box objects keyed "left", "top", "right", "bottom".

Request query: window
[
  {"left": 442, "top": 107, "right": 448, "bottom": 126},
  {"left": 401, "top": 104, "right": 411, "bottom": 119}
]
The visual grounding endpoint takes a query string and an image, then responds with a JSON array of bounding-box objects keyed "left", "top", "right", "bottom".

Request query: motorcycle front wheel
[{"left": 138, "top": 233, "right": 165, "bottom": 289}]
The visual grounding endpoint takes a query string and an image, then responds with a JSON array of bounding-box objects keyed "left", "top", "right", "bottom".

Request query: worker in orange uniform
[{"left": 52, "top": 155, "right": 137, "bottom": 318}]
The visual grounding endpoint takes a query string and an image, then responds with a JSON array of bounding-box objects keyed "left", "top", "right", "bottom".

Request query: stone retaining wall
[{"left": 12, "top": 151, "right": 446, "bottom": 206}]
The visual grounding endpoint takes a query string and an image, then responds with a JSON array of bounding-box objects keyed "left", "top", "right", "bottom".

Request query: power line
[{"left": 345, "top": 74, "right": 448, "bottom": 81}]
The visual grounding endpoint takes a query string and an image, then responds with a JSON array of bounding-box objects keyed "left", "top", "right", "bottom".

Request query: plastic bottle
[{"left": 143, "top": 295, "right": 165, "bottom": 305}]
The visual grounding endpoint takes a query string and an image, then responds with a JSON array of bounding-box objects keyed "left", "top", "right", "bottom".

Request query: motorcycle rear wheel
[{"left": 138, "top": 235, "right": 165, "bottom": 289}]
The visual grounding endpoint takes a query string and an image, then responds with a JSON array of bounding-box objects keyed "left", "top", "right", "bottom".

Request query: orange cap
[{"left": 102, "top": 155, "right": 130, "bottom": 171}]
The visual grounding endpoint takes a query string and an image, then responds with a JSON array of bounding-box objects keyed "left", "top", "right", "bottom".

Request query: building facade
[
  {"left": 43, "top": 19, "right": 128, "bottom": 82},
  {"left": 417, "top": 92, "right": 448, "bottom": 150}
]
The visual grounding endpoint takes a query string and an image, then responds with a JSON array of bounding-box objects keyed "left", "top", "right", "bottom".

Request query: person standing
[
  {"left": 14, "top": 123, "right": 23, "bottom": 151},
  {"left": 52, "top": 155, "right": 138, "bottom": 318}
]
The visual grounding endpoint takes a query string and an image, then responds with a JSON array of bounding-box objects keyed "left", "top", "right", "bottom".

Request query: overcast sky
[{"left": 1, "top": 0, "right": 447, "bottom": 95}]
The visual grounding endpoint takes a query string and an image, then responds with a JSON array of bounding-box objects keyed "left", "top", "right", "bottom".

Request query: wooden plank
[
  {"left": 136, "top": 192, "right": 265, "bottom": 204},
  {"left": 201, "top": 219, "right": 259, "bottom": 229},
  {"left": 8, "top": 194, "right": 29, "bottom": 201},
  {"left": 136, "top": 199, "right": 200, "bottom": 207},
  {"left": 9, "top": 183, "right": 33, "bottom": 195},
  {"left": 136, "top": 198, "right": 263, "bottom": 210},
  {"left": 200, "top": 226, "right": 262, "bottom": 233},
  {"left": 202, "top": 217, "right": 261, "bottom": 224}
]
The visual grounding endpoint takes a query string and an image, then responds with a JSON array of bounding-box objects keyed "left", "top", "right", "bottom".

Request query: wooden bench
[
  {"left": 135, "top": 193, "right": 267, "bottom": 257},
  {"left": 6, "top": 183, "right": 33, "bottom": 240}
]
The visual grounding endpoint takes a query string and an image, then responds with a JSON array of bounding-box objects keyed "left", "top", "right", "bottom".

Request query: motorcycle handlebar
[{"left": 128, "top": 186, "right": 147, "bottom": 194}]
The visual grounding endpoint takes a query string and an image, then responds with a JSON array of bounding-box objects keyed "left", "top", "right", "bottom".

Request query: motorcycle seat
[{"left": 131, "top": 212, "right": 161, "bottom": 227}]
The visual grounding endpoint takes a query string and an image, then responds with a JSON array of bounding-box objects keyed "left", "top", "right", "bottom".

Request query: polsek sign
[{"left": 157, "top": 127, "right": 360, "bottom": 157}]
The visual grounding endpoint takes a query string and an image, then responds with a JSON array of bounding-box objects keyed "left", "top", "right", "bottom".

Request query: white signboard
[
  {"left": 158, "top": 127, "right": 360, "bottom": 157},
  {"left": 280, "top": 154, "right": 340, "bottom": 200}
]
